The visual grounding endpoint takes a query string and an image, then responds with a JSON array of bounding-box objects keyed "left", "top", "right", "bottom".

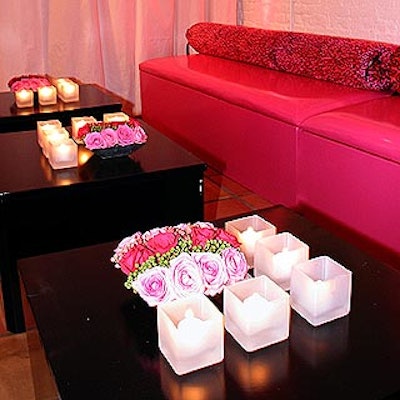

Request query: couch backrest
[{"left": 186, "top": 22, "right": 400, "bottom": 92}]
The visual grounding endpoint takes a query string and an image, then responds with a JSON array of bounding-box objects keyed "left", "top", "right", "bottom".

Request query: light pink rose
[
  {"left": 84, "top": 132, "right": 107, "bottom": 149},
  {"left": 101, "top": 128, "right": 118, "bottom": 147},
  {"left": 169, "top": 253, "right": 205, "bottom": 298},
  {"left": 192, "top": 252, "right": 227, "bottom": 296},
  {"left": 132, "top": 266, "right": 175, "bottom": 307},
  {"left": 116, "top": 124, "right": 136, "bottom": 146},
  {"left": 221, "top": 247, "right": 249, "bottom": 285},
  {"left": 133, "top": 126, "right": 148, "bottom": 144}
]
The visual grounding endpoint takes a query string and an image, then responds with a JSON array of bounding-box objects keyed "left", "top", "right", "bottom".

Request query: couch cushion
[
  {"left": 140, "top": 54, "right": 389, "bottom": 125},
  {"left": 186, "top": 22, "right": 400, "bottom": 92},
  {"left": 301, "top": 96, "right": 400, "bottom": 164}
]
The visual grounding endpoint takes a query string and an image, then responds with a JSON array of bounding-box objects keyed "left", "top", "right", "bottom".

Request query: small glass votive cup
[
  {"left": 290, "top": 256, "right": 352, "bottom": 326},
  {"left": 157, "top": 294, "right": 224, "bottom": 376},
  {"left": 224, "top": 275, "right": 290, "bottom": 353},
  {"left": 254, "top": 232, "right": 309, "bottom": 290},
  {"left": 225, "top": 215, "right": 277, "bottom": 267}
]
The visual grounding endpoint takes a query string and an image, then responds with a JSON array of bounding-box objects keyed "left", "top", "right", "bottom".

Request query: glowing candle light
[
  {"left": 225, "top": 215, "right": 276, "bottom": 266},
  {"left": 224, "top": 275, "right": 290, "bottom": 352},
  {"left": 36, "top": 120, "right": 63, "bottom": 148},
  {"left": 57, "top": 79, "right": 79, "bottom": 102},
  {"left": 38, "top": 85, "right": 57, "bottom": 105},
  {"left": 47, "top": 138, "right": 78, "bottom": 170},
  {"left": 290, "top": 256, "right": 352, "bottom": 326},
  {"left": 71, "top": 116, "right": 97, "bottom": 142},
  {"left": 15, "top": 89, "right": 34, "bottom": 108},
  {"left": 254, "top": 232, "right": 309, "bottom": 290},
  {"left": 158, "top": 294, "right": 224, "bottom": 375}
]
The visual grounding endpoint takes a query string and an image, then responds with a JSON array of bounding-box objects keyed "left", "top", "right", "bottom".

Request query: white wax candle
[
  {"left": 38, "top": 85, "right": 57, "bottom": 105},
  {"left": 242, "top": 292, "right": 271, "bottom": 334},
  {"left": 176, "top": 309, "right": 212, "bottom": 353},
  {"left": 58, "top": 80, "right": 79, "bottom": 102},
  {"left": 53, "top": 142, "right": 75, "bottom": 163},
  {"left": 15, "top": 89, "right": 34, "bottom": 108},
  {"left": 272, "top": 246, "right": 300, "bottom": 280},
  {"left": 240, "top": 227, "right": 262, "bottom": 258}
]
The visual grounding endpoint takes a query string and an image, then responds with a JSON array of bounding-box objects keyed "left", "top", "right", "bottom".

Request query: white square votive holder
[
  {"left": 290, "top": 256, "right": 352, "bottom": 327},
  {"left": 103, "top": 111, "right": 130, "bottom": 123},
  {"left": 224, "top": 275, "right": 290, "bottom": 353},
  {"left": 71, "top": 116, "right": 97, "bottom": 142},
  {"left": 157, "top": 294, "right": 224, "bottom": 376},
  {"left": 254, "top": 232, "right": 309, "bottom": 291},
  {"left": 38, "top": 85, "right": 57, "bottom": 106},
  {"left": 36, "top": 119, "right": 63, "bottom": 148},
  {"left": 47, "top": 137, "right": 78, "bottom": 170},
  {"left": 57, "top": 79, "right": 79, "bottom": 103},
  {"left": 15, "top": 89, "right": 34, "bottom": 108},
  {"left": 225, "top": 215, "right": 277, "bottom": 267}
]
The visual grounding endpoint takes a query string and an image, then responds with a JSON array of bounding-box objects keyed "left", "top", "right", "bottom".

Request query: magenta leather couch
[{"left": 140, "top": 22, "right": 400, "bottom": 259}]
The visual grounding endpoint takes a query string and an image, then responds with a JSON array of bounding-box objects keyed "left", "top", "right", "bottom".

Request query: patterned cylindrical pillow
[{"left": 186, "top": 22, "right": 400, "bottom": 92}]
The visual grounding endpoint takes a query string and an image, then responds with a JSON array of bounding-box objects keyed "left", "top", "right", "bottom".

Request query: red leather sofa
[{"left": 140, "top": 22, "right": 400, "bottom": 261}]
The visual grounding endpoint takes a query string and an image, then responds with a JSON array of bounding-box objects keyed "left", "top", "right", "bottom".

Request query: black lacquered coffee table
[
  {"left": 0, "top": 121, "right": 206, "bottom": 333},
  {"left": 18, "top": 206, "right": 400, "bottom": 400},
  {"left": 0, "top": 83, "right": 122, "bottom": 132}
]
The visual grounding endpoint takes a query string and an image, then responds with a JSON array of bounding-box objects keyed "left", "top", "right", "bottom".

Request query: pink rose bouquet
[
  {"left": 77, "top": 118, "right": 147, "bottom": 150},
  {"left": 111, "top": 222, "right": 249, "bottom": 306},
  {"left": 8, "top": 74, "right": 51, "bottom": 92}
]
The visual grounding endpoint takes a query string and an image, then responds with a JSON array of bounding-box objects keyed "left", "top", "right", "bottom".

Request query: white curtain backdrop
[{"left": 0, "top": 0, "right": 237, "bottom": 115}]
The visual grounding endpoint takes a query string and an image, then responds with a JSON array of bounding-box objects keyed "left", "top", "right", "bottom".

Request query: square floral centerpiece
[
  {"left": 76, "top": 117, "right": 148, "bottom": 159},
  {"left": 111, "top": 222, "right": 250, "bottom": 306}
]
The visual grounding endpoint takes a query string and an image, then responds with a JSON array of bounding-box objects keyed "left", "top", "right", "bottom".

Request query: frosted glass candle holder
[
  {"left": 290, "top": 256, "right": 352, "bottom": 326},
  {"left": 42, "top": 127, "right": 69, "bottom": 158},
  {"left": 158, "top": 294, "right": 224, "bottom": 376},
  {"left": 254, "top": 232, "right": 309, "bottom": 290},
  {"left": 37, "top": 120, "right": 63, "bottom": 148},
  {"left": 71, "top": 116, "right": 97, "bottom": 142},
  {"left": 225, "top": 215, "right": 277, "bottom": 267},
  {"left": 15, "top": 89, "right": 34, "bottom": 108},
  {"left": 38, "top": 85, "right": 57, "bottom": 106},
  {"left": 57, "top": 80, "right": 79, "bottom": 102},
  {"left": 103, "top": 111, "right": 130, "bottom": 123},
  {"left": 224, "top": 275, "right": 290, "bottom": 352},
  {"left": 47, "top": 137, "right": 78, "bottom": 170}
]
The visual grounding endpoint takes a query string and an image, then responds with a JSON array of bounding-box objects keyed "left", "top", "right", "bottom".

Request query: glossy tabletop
[
  {"left": 0, "top": 84, "right": 121, "bottom": 132},
  {"left": 19, "top": 206, "right": 400, "bottom": 400},
  {"left": 0, "top": 121, "right": 206, "bottom": 333}
]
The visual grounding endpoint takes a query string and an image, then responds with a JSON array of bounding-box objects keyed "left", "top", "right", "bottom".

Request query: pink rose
[
  {"left": 101, "top": 128, "right": 118, "bottom": 147},
  {"left": 145, "top": 229, "right": 180, "bottom": 254},
  {"left": 221, "top": 247, "right": 248, "bottom": 285},
  {"left": 84, "top": 132, "right": 107, "bottom": 150},
  {"left": 118, "top": 244, "right": 154, "bottom": 275},
  {"left": 116, "top": 124, "right": 135, "bottom": 146},
  {"left": 132, "top": 266, "right": 175, "bottom": 306},
  {"left": 133, "top": 126, "right": 148, "bottom": 144},
  {"left": 192, "top": 252, "right": 227, "bottom": 296},
  {"left": 169, "top": 253, "right": 205, "bottom": 298},
  {"left": 190, "top": 223, "right": 218, "bottom": 247}
]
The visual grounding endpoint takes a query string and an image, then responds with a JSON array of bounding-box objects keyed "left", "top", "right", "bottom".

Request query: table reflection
[
  {"left": 290, "top": 312, "right": 349, "bottom": 368},
  {"left": 225, "top": 333, "right": 289, "bottom": 394},
  {"left": 160, "top": 354, "right": 225, "bottom": 400}
]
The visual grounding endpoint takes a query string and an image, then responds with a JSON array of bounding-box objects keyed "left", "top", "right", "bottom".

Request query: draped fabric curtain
[{"left": 0, "top": 0, "right": 238, "bottom": 115}]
